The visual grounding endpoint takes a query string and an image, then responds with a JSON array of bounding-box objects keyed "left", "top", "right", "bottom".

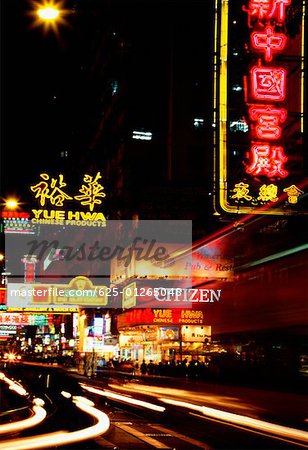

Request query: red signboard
[
  {"left": 0, "top": 289, "right": 6, "bottom": 305},
  {"left": 1, "top": 212, "right": 30, "bottom": 219},
  {"left": 0, "top": 313, "right": 51, "bottom": 326},
  {"left": 117, "top": 308, "right": 205, "bottom": 329}
]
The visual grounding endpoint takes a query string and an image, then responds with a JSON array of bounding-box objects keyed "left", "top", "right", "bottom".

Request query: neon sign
[
  {"left": 251, "top": 26, "right": 287, "bottom": 61},
  {"left": 244, "top": 0, "right": 291, "bottom": 26},
  {"left": 214, "top": 0, "right": 306, "bottom": 214},
  {"left": 245, "top": 7, "right": 289, "bottom": 182},
  {"left": 30, "top": 172, "right": 107, "bottom": 225},
  {"left": 246, "top": 144, "right": 288, "bottom": 178},
  {"left": 250, "top": 66, "right": 287, "bottom": 101},
  {"left": 248, "top": 105, "right": 287, "bottom": 140}
]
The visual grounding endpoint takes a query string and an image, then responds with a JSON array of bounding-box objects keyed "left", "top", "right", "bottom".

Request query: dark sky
[
  {"left": 1, "top": 0, "right": 213, "bottom": 205},
  {"left": 1, "top": 0, "right": 111, "bottom": 199}
]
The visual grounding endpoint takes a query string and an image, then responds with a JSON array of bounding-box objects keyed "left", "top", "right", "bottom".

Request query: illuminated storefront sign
[
  {"left": 214, "top": 0, "right": 307, "bottom": 214},
  {"left": 7, "top": 307, "right": 78, "bottom": 313},
  {"left": 2, "top": 212, "right": 37, "bottom": 235},
  {"left": 6, "top": 276, "right": 108, "bottom": 308},
  {"left": 0, "top": 325, "right": 17, "bottom": 335},
  {"left": 0, "top": 288, "right": 6, "bottom": 305},
  {"left": 122, "top": 282, "right": 137, "bottom": 309},
  {"left": 111, "top": 241, "right": 233, "bottom": 288},
  {"left": 117, "top": 309, "right": 205, "bottom": 328},
  {"left": 181, "top": 325, "right": 211, "bottom": 342},
  {"left": 30, "top": 172, "right": 107, "bottom": 225},
  {"left": 0, "top": 313, "right": 51, "bottom": 326}
]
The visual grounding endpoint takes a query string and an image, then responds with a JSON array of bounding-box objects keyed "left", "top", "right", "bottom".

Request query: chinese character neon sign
[
  {"left": 215, "top": 0, "right": 305, "bottom": 214},
  {"left": 251, "top": 26, "right": 287, "bottom": 62},
  {"left": 31, "top": 173, "right": 73, "bottom": 207},
  {"left": 246, "top": 144, "right": 288, "bottom": 177},
  {"left": 30, "top": 172, "right": 107, "bottom": 225},
  {"left": 248, "top": 105, "right": 287, "bottom": 140},
  {"left": 244, "top": 0, "right": 291, "bottom": 26},
  {"left": 74, "top": 172, "right": 106, "bottom": 212},
  {"left": 244, "top": 2, "right": 290, "bottom": 182},
  {"left": 250, "top": 66, "right": 287, "bottom": 101}
]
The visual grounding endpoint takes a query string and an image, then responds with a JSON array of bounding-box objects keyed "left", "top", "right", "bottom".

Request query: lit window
[
  {"left": 193, "top": 118, "right": 205, "bottom": 129},
  {"left": 230, "top": 120, "right": 249, "bottom": 133},
  {"left": 132, "top": 130, "right": 153, "bottom": 141},
  {"left": 111, "top": 80, "right": 118, "bottom": 96},
  {"left": 232, "top": 84, "right": 243, "bottom": 92}
]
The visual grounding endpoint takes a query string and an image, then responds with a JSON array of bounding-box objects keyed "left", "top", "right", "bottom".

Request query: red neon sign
[
  {"left": 246, "top": 143, "right": 288, "bottom": 178},
  {"left": 251, "top": 26, "right": 287, "bottom": 62},
  {"left": 248, "top": 105, "right": 287, "bottom": 140},
  {"left": 251, "top": 66, "right": 287, "bottom": 101},
  {"left": 1, "top": 211, "right": 30, "bottom": 219},
  {"left": 244, "top": 0, "right": 291, "bottom": 26}
]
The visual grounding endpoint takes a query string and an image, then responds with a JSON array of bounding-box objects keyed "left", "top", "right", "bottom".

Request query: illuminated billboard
[{"left": 214, "top": 0, "right": 307, "bottom": 214}]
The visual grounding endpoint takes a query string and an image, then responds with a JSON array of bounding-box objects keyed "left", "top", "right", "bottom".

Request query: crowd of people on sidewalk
[{"left": 95, "top": 356, "right": 209, "bottom": 379}]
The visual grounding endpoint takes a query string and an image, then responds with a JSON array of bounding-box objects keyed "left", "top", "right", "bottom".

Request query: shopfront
[{"left": 117, "top": 308, "right": 211, "bottom": 363}]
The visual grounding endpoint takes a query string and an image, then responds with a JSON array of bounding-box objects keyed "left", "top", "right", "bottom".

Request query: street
[{"left": 1, "top": 362, "right": 307, "bottom": 449}]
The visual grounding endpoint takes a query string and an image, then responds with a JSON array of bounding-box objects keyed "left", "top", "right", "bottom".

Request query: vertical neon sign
[
  {"left": 214, "top": 0, "right": 307, "bottom": 214},
  {"left": 245, "top": 1, "right": 289, "bottom": 179}
]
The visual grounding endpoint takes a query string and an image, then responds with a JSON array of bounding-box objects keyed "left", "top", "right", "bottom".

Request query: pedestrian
[{"left": 140, "top": 360, "right": 147, "bottom": 375}]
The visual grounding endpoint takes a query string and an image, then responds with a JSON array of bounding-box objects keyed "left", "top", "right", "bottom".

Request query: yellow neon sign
[{"left": 30, "top": 172, "right": 107, "bottom": 222}]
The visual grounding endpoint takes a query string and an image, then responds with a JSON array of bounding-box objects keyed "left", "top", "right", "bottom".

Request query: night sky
[{"left": 1, "top": 0, "right": 213, "bottom": 205}]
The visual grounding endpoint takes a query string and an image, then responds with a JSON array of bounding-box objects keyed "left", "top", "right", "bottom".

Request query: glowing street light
[
  {"left": 4, "top": 199, "right": 19, "bottom": 210},
  {"left": 37, "top": 6, "right": 60, "bottom": 21},
  {"left": 29, "top": 1, "right": 70, "bottom": 35}
]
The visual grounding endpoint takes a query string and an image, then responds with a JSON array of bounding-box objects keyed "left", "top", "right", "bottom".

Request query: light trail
[
  {"left": 0, "top": 372, "right": 47, "bottom": 436},
  {"left": 0, "top": 371, "right": 28, "bottom": 396},
  {"left": 237, "top": 243, "right": 308, "bottom": 270},
  {"left": 107, "top": 382, "right": 261, "bottom": 414},
  {"left": 0, "top": 404, "right": 47, "bottom": 435},
  {"left": 82, "top": 383, "right": 166, "bottom": 412},
  {"left": 159, "top": 398, "right": 308, "bottom": 444},
  {"left": 0, "top": 396, "right": 110, "bottom": 450}
]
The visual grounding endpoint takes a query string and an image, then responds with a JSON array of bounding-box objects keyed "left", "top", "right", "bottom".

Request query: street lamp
[
  {"left": 4, "top": 198, "right": 19, "bottom": 210},
  {"left": 37, "top": 6, "right": 60, "bottom": 21},
  {"left": 30, "top": 1, "right": 69, "bottom": 35},
  {"left": 37, "top": 5, "right": 60, "bottom": 21}
]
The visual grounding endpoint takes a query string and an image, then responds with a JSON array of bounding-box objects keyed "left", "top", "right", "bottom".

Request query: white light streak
[
  {"left": 132, "top": 130, "right": 153, "bottom": 140},
  {"left": 0, "top": 371, "right": 28, "bottom": 396},
  {"left": 159, "top": 398, "right": 308, "bottom": 444},
  {"left": 0, "top": 396, "right": 110, "bottom": 450},
  {"left": 0, "top": 405, "right": 47, "bottom": 436},
  {"left": 82, "top": 383, "right": 165, "bottom": 412},
  {"left": 61, "top": 391, "right": 71, "bottom": 399}
]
